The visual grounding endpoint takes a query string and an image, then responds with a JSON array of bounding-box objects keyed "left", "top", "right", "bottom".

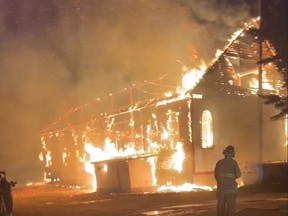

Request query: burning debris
[{"left": 39, "top": 17, "right": 287, "bottom": 193}]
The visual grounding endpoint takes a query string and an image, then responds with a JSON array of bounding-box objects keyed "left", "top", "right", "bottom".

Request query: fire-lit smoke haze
[{"left": 0, "top": 0, "right": 254, "bottom": 183}]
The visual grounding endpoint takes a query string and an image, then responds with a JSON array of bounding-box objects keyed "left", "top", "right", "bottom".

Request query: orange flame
[
  {"left": 157, "top": 183, "right": 213, "bottom": 192},
  {"left": 172, "top": 142, "right": 185, "bottom": 173},
  {"left": 248, "top": 70, "right": 274, "bottom": 94},
  {"left": 178, "top": 60, "right": 207, "bottom": 96}
]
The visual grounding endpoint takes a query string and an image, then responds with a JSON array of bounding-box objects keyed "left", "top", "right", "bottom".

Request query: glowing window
[{"left": 201, "top": 110, "right": 213, "bottom": 148}]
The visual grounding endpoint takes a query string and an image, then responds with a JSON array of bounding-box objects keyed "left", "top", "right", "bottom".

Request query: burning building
[{"left": 39, "top": 18, "right": 287, "bottom": 192}]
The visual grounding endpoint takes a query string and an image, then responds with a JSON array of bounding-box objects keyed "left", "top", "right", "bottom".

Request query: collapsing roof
[
  {"left": 41, "top": 17, "right": 283, "bottom": 135},
  {"left": 192, "top": 18, "right": 282, "bottom": 97}
]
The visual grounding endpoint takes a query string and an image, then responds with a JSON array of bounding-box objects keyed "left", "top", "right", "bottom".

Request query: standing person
[
  {"left": 214, "top": 145, "right": 241, "bottom": 216},
  {"left": 0, "top": 171, "right": 13, "bottom": 216}
]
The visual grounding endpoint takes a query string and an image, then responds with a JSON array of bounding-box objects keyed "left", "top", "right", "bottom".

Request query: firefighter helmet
[{"left": 223, "top": 145, "right": 235, "bottom": 157}]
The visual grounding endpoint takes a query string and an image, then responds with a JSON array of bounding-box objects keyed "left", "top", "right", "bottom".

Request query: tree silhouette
[{"left": 259, "top": 0, "right": 288, "bottom": 119}]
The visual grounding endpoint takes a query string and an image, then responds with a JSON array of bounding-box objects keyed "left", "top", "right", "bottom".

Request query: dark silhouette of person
[
  {"left": 0, "top": 171, "right": 13, "bottom": 216},
  {"left": 214, "top": 145, "right": 241, "bottom": 216}
]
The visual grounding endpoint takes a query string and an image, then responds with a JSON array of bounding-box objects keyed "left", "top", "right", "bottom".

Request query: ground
[{"left": 12, "top": 185, "right": 287, "bottom": 216}]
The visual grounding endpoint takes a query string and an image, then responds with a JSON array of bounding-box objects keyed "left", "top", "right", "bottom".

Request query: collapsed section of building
[{"left": 39, "top": 18, "right": 287, "bottom": 192}]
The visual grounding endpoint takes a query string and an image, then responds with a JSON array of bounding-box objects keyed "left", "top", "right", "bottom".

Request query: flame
[
  {"left": 249, "top": 77, "right": 259, "bottom": 93},
  {"left": 171, "top": 142, "right": 185, "bottom": 173},
  {"left": 157, "top": 183, "right": 213, "bottom": 192},
  {"left": 147, "top": 157, "right": 157, "bottom": 186},
  {"left": 62, "top": 150, "right": 68, "bottom": 165},
  {"left": 39, "top": 150, "right": 52, "bottom": 169},
  {"left": 84, "top": 137, "right": 148, "bottom": 191},
  {"left": 248, "top": 70, "right": 274, "bottom": 94},
  {"left": 82, "top": 116, "right": 187, "bottom": 191},
  {"left": 84, "top": 138, "right": 128, "bottom": 191},
  {"left": 164, "top": 91, "right": 173, "bottom": 97},
  {"left": 179, "top": 60, "right": 207, "bottom": 94}
]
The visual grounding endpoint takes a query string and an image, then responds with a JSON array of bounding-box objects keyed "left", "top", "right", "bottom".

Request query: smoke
[{"left": 0, "top": 0, "right": 253, "bottom": 182}]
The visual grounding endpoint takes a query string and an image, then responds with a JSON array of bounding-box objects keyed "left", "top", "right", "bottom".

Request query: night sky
[{"left": 0, "top": 0, "right": 257, "bottom": 183}]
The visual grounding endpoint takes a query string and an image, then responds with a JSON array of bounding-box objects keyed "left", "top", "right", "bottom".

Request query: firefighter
[
  {"left": 214, "top": 145, "right": 241, "bottom": 216},
  {"left": 0, "top": 171, "right": 13, "bottom": 216}
]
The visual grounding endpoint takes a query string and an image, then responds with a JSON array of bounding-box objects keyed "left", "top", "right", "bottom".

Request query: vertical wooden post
[{"left": 258, "top": 0, "right": 263, "bottom": 162}]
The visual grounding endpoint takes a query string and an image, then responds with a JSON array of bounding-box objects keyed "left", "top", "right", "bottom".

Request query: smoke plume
[{"left": 0, "top": 0, "right": 253, "bottom": 183}]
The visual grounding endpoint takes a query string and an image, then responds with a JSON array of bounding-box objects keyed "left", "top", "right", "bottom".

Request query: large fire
[
  {"left": 83, "top": 133, "right": 189, "bottom": 191},
  {"left": 39, "top": 17, "right": 287, "bottom": 193}
]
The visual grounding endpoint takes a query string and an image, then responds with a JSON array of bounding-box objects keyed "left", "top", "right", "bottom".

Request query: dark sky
[{"left": 0, "top": 0, "right": 256, "bottom": 183}]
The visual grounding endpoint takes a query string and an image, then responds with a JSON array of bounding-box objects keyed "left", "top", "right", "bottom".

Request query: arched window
[{"left": 201, "top": 110, "right": 213, "bottom": 148}]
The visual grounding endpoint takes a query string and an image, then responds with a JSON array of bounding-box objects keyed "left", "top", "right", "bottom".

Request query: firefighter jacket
[{"left": 214, "top": 156, "right": 241, "bottom": 193}]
